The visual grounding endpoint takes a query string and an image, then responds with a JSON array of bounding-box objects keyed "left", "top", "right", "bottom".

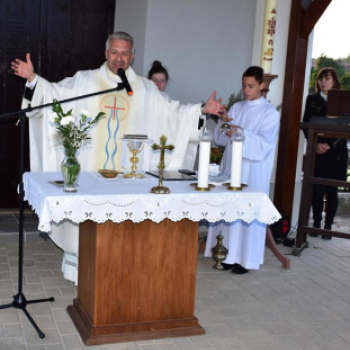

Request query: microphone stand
[{"left": 0, "top": 84, "right": 128, "bottom": 338}]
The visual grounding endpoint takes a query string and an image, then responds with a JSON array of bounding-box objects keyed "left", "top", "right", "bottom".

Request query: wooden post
[
  {"left": 273, "top": 0, "right": 332, "bottom": 219},
  {"left": 262, "top": 74, "right": 278, "bottom": 99}
]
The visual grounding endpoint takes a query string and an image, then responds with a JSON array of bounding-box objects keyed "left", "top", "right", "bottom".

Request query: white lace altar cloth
[{"left": 24, "top": 172, "right": 281, "bottom": 232}]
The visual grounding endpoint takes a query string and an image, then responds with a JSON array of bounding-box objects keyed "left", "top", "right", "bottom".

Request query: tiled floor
[
  {"left": 0, "top": 211, "right": 41, "bottom": 238},
  {"left": 1, "top": 211, "right": 350, "bottom": 350}
]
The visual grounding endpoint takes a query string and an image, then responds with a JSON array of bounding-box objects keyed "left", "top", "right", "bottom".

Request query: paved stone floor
[{"left": 1, "top": 211, "right": 350, "bottom": 350}]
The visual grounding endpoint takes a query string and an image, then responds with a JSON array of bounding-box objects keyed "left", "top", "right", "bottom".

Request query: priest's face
[
  {"left": 105, "top": 39, "right": 134, "bottom": 74},
  {"left": 242, "top": 77, "right": 263, "bottom": 101}
]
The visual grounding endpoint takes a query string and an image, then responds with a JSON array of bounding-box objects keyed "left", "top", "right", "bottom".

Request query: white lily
[
  {"left": 60, "top": 116, "right": 75, "bottom": 126},
  {"left": 80, "top": 109, "right": 91, "bottom": 118},
  {"left": 49, "top": 112, "right": 58, "bottom": 123}
]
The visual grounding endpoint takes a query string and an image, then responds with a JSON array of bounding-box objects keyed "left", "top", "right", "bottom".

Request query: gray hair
[{"left": 106, "top": 31, "right": 135, "bottom": 53}]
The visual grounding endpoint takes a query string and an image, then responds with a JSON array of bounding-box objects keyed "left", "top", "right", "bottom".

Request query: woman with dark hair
[
  {"left": 303, "top": 67, "right": 348, "bottom": 239},
  {"left": 148, "top": 60, "right": 169, "bottom": 92}
]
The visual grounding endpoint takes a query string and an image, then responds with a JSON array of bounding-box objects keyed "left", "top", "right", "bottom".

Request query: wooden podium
[
  {"left": 67, "top": 218, "right": 205, "bottom": 346},
  {"left": 293, "top": 120, "right": 350, "bottom": 255}
]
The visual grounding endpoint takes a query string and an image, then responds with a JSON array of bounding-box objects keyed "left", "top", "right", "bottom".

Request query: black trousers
[{"left": 312, "top": 184, "right": 338, "bottom": 229}]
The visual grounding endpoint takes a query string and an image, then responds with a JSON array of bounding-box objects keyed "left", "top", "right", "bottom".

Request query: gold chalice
[{"left": 123, "top": 140, "right": 145, "bottom": 178}]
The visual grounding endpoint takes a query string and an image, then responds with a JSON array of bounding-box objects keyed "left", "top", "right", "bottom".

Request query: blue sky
[{"left": 312, "top": 0, "right": 350, "bottom": 59}]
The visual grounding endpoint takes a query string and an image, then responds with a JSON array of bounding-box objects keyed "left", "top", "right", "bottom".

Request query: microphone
[{"left": 117, "top": 68, "right": 133, "bottom": 96}]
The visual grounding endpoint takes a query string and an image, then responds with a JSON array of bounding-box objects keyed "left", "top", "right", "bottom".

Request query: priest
[
  {"left": 12, "top": 31, "right": 225, "bottom": 173},
  {"left": 12, "top": 31, "right": 225, "bottom": 283}
]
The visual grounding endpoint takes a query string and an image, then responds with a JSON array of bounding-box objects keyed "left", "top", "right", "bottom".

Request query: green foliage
[
  {"left": 343, "top": 54, "right": 350, "bottom": 64},
  {"left": 275, "top": 103, "right": 282, "bottom": 111},
  {"left": 51, "top": 99, "right": 105, "bottom": 151},
  {"left": 226, "top": 89, "right": 244, "bottom": 112},
  {"left": 340, "top": 73, "right": 350, "bottom": 91},
  {"left": 51, "top": 100, "right": 105, "bottom": 187},
  {"left": 309, "top": 55, "right": 345, "bottom": 91},
  {"left": 61, "top": 152, "right": 81, "bottom": 186},
  {"left": 210, "top": 147, "right": 222, "bottom": 165}
]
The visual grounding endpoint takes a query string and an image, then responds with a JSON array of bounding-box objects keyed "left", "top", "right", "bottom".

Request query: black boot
[
  {"left": 309, "top": 222, "right": 321, "bottom": 237},
  {"left": 221, "top": 263, "right": 235, "bottom": 270},
  {"left": 322, "top": 224, "right": 332, "bottom": 240},
  {"left": 231, "top": 264, "right": 249, "bottom": 274}
]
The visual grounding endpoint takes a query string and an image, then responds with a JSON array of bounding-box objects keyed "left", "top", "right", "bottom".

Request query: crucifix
[{"left": 150, "top": 135, "right": 174, "bottom": 194}]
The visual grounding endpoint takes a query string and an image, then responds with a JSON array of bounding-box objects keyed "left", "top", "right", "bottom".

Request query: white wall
[
  {"left": 115, "top": 0, "right": 257, "bottom": 105},
  {"left": 114, "top": 0, "right": 149, "bottom": 75}
]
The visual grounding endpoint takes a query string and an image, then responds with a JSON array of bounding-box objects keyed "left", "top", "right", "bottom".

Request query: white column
[{"left": 260, "top": 0, "right": 278, "bottom": 73}]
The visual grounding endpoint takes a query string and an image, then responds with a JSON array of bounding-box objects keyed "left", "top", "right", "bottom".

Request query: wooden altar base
[{"left": 67, "top": 219, "right": 205, "bottom": 346}]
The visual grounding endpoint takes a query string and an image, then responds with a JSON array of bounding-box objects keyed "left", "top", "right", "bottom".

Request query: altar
[{"left": 24, "top": 171, "right": 281, "bottom": 345}]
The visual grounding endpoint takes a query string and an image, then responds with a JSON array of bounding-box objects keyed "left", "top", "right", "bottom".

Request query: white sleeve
[
  {"left": 243, "top": 109, "right": 280, "bottom": 161},
  {"left": 25, "top": 75, "right": 38, "bottom": 89}
]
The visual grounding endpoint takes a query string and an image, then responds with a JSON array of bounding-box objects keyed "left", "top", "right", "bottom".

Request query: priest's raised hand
[
  {"left": 203, "top": 91, "right": 226, "bottom": 116},
  {"left": 11, "top": 53, "right": 36, "bottom": 83}
]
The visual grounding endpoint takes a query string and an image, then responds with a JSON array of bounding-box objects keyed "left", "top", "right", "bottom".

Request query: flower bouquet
[{"left": 50, "top": 100, "right": 104, "bottom": 192}]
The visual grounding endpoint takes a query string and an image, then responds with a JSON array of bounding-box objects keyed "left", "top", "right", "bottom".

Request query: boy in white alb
[{"left": 204, "top": 66, "right": 280, "bottom": 273}]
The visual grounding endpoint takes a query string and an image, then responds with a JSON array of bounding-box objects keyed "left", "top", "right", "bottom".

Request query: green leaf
[{"left": 51, "top": 100, "right": 104, "bottom": 150}]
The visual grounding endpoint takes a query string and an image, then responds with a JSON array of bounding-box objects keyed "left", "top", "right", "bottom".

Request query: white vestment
[
  {"left": 204, "top": 97, "right": 280, "bottom": 270},
  {"left": 23, "top": 63, "right": 201, "bottom": 283},
  {"left": 23, "top": 63, "right": 200, "bottom": 172}
]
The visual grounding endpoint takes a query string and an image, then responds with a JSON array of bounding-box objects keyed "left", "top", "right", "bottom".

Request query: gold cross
[
  {"left": 151, "top": 135, "right": 174, "bottom": 171},
  {"left": 150, "top": 135, "right": 175, "bottom": 194}
]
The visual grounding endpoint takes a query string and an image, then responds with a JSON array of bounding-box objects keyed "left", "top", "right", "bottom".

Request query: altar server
[{"left": 204, "top": 66, "right": 280, "bottom": 273}]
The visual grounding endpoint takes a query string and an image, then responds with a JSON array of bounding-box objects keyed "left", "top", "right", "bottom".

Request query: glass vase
[{"left": 61, "top": 148, "right": 81, "bottom": 193}]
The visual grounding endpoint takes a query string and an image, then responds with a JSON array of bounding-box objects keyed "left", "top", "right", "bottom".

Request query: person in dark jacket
[{"left": 303, "top": 67, "right": 348, "bottom": 239}]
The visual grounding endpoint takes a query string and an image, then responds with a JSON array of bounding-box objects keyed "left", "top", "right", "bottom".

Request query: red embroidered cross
[{"left": 104, "top": 97, "right": 126, "bottom": 120}]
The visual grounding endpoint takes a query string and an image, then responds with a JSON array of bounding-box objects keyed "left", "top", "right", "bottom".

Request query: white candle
[
  {"left": 230, "top": 141, "right": 243, "bottom": 188},
  {"left": 197, "top": 140, "right": 211, "bottom": 188},
  {"left": 260, "top": 0, "right": 278, "bottom": 74}
]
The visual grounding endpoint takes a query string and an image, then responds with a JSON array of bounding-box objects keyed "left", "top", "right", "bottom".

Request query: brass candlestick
[
  {"left": 212, "top": 232, "right": 228, "bottom": 270},
  {"left": 150, "top": 135, "right": 174, "bottom": 194}
]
